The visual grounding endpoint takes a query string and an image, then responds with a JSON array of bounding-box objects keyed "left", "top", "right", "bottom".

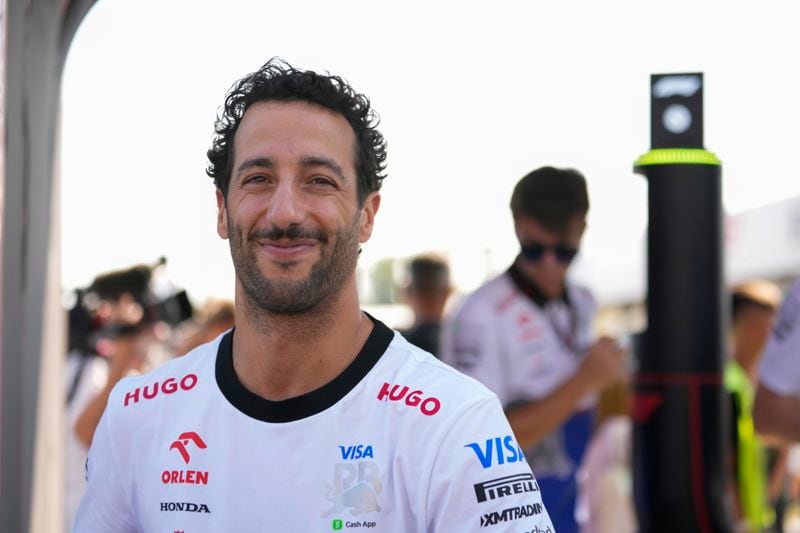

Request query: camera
[{"left": 68, "top": 258, "right": 194, "bottom": 355}]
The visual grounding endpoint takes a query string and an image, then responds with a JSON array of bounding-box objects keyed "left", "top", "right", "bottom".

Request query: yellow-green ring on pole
[{"left": 634, "top": 148, "right": 721, "bottom": 167}]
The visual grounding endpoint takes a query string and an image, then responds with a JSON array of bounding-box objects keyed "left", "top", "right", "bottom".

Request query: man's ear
[
  {"left": 216, "top": 188, "right": 229, "bottom": 240},
  {"left": 358, "top": 192, "right": 381, "bottom": 243}
]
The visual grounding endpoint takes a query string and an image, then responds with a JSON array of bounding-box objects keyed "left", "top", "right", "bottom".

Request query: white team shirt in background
[
  {"left": 73, "top": 317, "right": 554, "bottom": 532},
  {"left": 440, "top": 267, "right": 596, "bottom": 532},
  {"left": 759, "top": 277, "right": 800, "bottom": 396},
  {"left": 440, "top": 269, "right": 596, "bottom": 412}
]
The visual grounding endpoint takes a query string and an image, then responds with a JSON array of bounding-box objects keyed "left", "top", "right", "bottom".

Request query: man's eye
[
  {"left": 310, "top": 177, "right": 335, "bottom": 186},
  {"left": 244, "top": 175, "right": 267, "bottom": 184}
]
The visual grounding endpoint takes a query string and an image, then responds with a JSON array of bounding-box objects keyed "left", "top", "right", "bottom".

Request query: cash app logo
[{"left": 332, "top": 519, "right": 343, "bottom": 530}]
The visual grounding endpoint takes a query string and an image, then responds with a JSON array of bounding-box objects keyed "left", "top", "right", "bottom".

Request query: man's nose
[
  {"left": 541, "top": 248, "right": 560, "bottom": 267},
  {"left": 267, "top": 181, "right": 305, "bottom": 228}
]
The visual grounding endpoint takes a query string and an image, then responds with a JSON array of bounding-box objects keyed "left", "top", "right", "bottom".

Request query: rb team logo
[{"left": 322, "top": 444, "right": 382, "bottom": 519}]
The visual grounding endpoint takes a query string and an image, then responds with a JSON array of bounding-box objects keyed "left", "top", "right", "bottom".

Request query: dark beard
[{"left": 228, "top": 216, "right": 360, "bottom": 316}]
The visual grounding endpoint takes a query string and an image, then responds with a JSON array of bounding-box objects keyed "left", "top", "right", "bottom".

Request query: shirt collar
[{"left": 508, "top": 258, "right": 569, "bottom": 308}]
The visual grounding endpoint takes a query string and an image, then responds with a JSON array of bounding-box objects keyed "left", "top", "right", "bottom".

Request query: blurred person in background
[
  {"left": 728, "top": 281, "right": 782, "bottom": 382},
  {"left": 174, "top": 298, "right": 235, "bottom": 355},
  {"left": 751, "top": 277, "right": 800, "bottom": 532},
  {"left": 441, "top": 166, "right": 626, "bottom": 532},
  {"left": 398, "top": 254, "right": 452, "bottom": 357},
  {"left": 575, "top": 379, "right": 636, "bottom": 533},
  {"left": 65, "top": 265, "right": 168, "bottom": 530},
  {"left": 724, "top": 281, "right": 782, "bottom": 532}
]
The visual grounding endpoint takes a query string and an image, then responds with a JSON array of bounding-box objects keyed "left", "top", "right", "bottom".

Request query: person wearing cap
[
  {"left": 441, "top": 166, "right": 626, "bottom": 533},
  {"left": 725, "top": 280, "right": 782, "bottom": 532}
]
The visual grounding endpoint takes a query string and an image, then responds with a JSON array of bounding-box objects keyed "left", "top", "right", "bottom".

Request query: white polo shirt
[
  {"left": 440, "top": 266, "right": 596, "bottom": 532},
  {"left": 440, "top": 268, "right": 596, "bottom": 410}
]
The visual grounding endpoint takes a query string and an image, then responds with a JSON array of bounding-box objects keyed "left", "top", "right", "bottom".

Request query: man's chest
[
  {"left": 127, "top": 403, "right": 416, "bottom": 532},
  {"left": 496, "top": 300, "right": 590, "bottom": 397}
]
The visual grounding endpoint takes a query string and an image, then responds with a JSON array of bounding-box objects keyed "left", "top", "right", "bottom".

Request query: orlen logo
[
  {"left": 339, "top": 444, "right": 374, "bottom": 460},
  {"left": 162, "top": 431, "right": 209, "bottom": 486},
  {"left": 466, "top": 435, "right": 525, "bottom": 469},
  {"left": 376, "top": 382, "right": 441, "bottom": 416},
  {"left": 124, "top": 373, "right": 198, "bottom": 407},
  {"left": 170, "top": 432, "right": 207, "bottom": 464}
]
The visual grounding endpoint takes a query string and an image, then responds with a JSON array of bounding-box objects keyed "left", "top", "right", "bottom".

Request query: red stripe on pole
[
  {"left": 636, "top": 372, "right": 721, "bottom": 386},
  {"left": 688, "top": 377, "right": 713, "bottom": 533},
  {"left": 632, "top": 392, "right": 665, "bottom": 423}
]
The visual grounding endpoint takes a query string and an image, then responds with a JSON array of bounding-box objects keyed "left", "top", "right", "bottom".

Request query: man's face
[
  {"left": 734, "top": 305, "right": 778, "bottom": 365},
  {"left": 514, "top": 215, "right": 585, "bottom": 297},
  {"left": 216, "top": 100, "right": 380, "bottom": 314}
]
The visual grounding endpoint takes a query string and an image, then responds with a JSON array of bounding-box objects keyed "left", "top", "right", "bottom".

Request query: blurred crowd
[{"left": 390, "top": 167, "right": 800, "bottom": 533}]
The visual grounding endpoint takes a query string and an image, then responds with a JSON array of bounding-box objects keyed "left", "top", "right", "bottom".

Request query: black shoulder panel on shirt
[{"left": 215, "top": 314, "right": 394, "bottom": 423}]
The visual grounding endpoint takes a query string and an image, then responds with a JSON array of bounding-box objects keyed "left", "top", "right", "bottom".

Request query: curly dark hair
[{"left": 206, "top": 58, "right": 387, "bottom": 205}]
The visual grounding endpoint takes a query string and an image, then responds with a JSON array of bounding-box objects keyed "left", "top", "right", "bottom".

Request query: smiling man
[
  {"left": 441, "top": 166, "right": 626, "bottom": 532},
  {"left": 73, "top": 60, "right": 553, "bottom": 532}
]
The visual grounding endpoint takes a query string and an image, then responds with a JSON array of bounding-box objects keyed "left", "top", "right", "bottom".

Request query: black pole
[{"left": 632, "top": 73, "right": 734, "bottom": 533}]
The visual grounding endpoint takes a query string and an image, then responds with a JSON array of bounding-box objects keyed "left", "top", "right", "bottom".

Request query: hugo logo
[
  {"left": 376, "top": 382, "right": 441, "bottom": 416},
  {"left": 123, "top": 374, "right": 198, "bottom": 407},
  {"left": 170, "top": 432, "right": 207, "bottom": 464}
]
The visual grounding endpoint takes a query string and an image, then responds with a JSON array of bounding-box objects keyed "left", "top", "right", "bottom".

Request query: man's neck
[
  {"left": 231, "top": 280, "right": 372, "bottom": 401},
  {"left": 733, "top": 345, "right": 760, "bottom": 385},
  {"left": 510, "top": 259, "right": 566, "bottom": 306}
]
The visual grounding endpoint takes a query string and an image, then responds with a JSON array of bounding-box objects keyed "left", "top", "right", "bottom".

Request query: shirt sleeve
[
  {"left": 759, "top": 278, "right": 800, "bottom": 397},
  {"left": 426, "top": 396, "right": 554, "bottom": 532},
  {"left": 572, "top": 285, "right": 597, "bottom": 351},
  {"left": 440, "top": 304, "right": 510, "bottom": 406},
  {"left": 72, "top": 407, "right": 136, "bottom": 532}
]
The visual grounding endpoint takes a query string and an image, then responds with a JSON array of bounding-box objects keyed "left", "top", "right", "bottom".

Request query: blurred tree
[{"left": 367, "top": 258, "right": 398, "bottom": 305}]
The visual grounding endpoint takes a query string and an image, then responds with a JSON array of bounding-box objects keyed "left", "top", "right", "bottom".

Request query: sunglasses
[{"left": 520, "top": 240, "right": 579, "bottom": 263}]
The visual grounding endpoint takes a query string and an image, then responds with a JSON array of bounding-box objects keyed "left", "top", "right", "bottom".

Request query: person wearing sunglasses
[{"left": 441, "top": 166, "right": 626, "bottom": 533}]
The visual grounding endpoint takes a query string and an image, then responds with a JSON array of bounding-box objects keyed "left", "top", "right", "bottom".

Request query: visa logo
[
  {"left": 465, "top": 435, "right": 525, "bottom": 469},
  {"left": 338, "top": 444, "right": 374, "bottom": 460}
]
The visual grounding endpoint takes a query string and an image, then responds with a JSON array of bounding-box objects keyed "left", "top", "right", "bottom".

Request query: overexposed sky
[{"left": 60, "top": 1, "right": 800, "bottom": 306}]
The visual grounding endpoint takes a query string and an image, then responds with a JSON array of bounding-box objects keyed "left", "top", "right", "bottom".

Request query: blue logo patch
[
  {"left": 465, "top": 435, "right": 525, "bottom": 469},
  {"left": 338, "top": 444, "right": 375, "bottom": 460}
]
